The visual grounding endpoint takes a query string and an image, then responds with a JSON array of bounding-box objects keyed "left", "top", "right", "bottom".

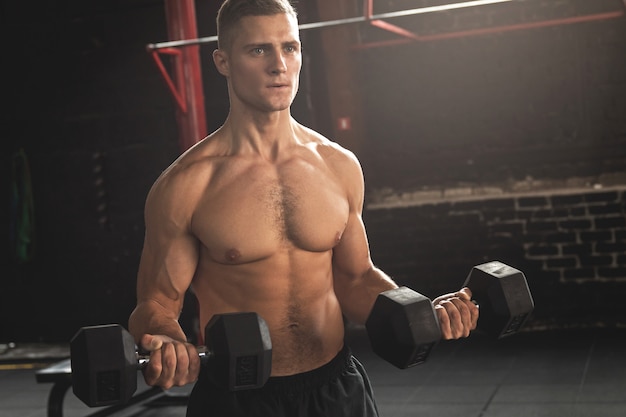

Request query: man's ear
[{"left": 213, "top": 49, "right": 229, "bottom": 77}]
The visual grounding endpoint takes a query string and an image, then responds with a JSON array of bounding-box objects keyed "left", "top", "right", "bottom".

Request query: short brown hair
[{"left": 216, "top": 0, "right": 298, "bottom": 50}]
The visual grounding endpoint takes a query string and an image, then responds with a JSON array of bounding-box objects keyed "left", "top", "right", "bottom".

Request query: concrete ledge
[{"left": 366, "top": 173, "right": 626, "bottom": 209}]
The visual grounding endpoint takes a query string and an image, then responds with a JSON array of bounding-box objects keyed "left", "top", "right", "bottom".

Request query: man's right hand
[{"left": 138, "top": 334, "right": 201, "bottom": 389}]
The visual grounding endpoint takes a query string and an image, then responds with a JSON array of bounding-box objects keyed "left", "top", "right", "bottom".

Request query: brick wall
[
  {"left": 507, "top": 189, "right": 626, "bottom": 282},
  {"left": 365, "top": 184, "right": 626, "bottom": 330}
]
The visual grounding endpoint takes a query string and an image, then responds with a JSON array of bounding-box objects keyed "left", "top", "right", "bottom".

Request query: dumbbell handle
[{"left": 137, "top": 346, "right": 211, "bottom": 367}]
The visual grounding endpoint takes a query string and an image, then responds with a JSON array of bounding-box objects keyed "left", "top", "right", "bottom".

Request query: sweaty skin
[{"left": 128, "top": 12, "right": 478, "bottom": 391}]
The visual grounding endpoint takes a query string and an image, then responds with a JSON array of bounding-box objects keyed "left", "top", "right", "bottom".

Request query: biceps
[
  {"left": 332, "top": 214, "right": 373, "bottom": 281},
  {"left": 137, "top": 233, "right": 199, "bottom": 308}
]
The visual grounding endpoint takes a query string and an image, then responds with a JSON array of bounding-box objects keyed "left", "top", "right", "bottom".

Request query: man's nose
[{"left": 270, "top": 52, "right": 287, "bottom": 74}]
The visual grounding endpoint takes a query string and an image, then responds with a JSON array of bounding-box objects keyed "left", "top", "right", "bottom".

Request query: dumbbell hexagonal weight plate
[
  {"left": 203, "top": 312, "right": 272, "bottom": 391},
  {"left": 462, "top": 261, "right": 534, "bottom": 338},
  {"left": 365, "top": 287, "right": 441, "bottom": 369},
  {"left": 70, "top": 324, "right": 137, "bottom": 407}
]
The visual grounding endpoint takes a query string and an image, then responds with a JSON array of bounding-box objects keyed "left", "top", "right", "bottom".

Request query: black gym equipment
[
  {"left": 365, "top": 260, "right": 534, "bottom": 369},
  {"left": 70, "top": 312, "right": 272, "bottom": 407}
]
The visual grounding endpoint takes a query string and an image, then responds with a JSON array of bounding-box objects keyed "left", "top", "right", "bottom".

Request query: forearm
[
  {"left": 334, "top": 266, "right": 398, "bottom": 325},
  {"left": 128, "top": 299, "right": 188, "bottom": 344}
]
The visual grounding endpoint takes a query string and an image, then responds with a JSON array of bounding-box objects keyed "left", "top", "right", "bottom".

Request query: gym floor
[{"left": 2, "top": 326, "right": 625, "bottom": 417}]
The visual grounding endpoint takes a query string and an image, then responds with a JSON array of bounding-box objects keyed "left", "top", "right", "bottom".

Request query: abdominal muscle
[{"left": 191, "top": 248, "right": 347, "bottom": 376}]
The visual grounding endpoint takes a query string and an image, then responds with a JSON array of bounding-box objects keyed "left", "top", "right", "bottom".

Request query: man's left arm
[
  {"left": 330, "top": 150, "right": 399, "bottom": 324},
  {"left": 332, "top": 208, "right": 398, "bottom": 325},
  {"left": 331, "top": 151, "right": 477, "bottom": 338}
]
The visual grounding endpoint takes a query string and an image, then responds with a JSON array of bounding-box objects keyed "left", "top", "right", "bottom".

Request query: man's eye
[{"left": 252, "top": 48, "right": 264, "bottom": 55}]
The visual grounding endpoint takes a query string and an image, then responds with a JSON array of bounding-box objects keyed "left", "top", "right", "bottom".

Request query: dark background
[{"left": 2, "top": 0, "right": 625, "bottom": 342}]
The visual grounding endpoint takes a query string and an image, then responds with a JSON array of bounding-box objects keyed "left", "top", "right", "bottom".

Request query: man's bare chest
[{"left": 192, "top": 164, "right": 349, "bottom": 264}]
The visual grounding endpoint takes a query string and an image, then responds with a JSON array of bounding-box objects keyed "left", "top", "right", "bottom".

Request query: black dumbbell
[
  {"left": 70, "top": 312, "right": 272, "bottom": 407},
  {"left": 365, "top": 260, "right": 534, "bottom": 369}
]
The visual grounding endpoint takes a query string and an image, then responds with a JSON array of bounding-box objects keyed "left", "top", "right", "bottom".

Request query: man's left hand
[{"left": 432, "top": 287, "right": 479, "bottom": 339}]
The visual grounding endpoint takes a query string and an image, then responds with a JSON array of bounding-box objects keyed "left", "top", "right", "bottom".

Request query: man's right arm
[{"left": 128, "top": 168, "right": 202, "bottom": 389}]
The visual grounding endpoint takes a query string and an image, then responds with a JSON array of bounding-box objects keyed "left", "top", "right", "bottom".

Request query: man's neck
[{"left": 221, "top": 110, "right": 300, "bottom": 160}]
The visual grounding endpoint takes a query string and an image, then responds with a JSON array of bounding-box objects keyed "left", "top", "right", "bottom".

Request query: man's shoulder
[
  {"left": 298, "top": 124, "right": 359, "bottom": 162},
  {"left": 296, "top": 127, "right": 363, "bottom": 189},
  {"left": 147, "top": 138, "right": 222, "bottom": 202},
  {"left": 162, "top": 134, "right": 226, "bottom": 176}
]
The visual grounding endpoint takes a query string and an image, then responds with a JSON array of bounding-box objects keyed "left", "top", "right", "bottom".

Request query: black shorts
[{"left": 186, "top": 345, "right": 379, "bottom": 417}]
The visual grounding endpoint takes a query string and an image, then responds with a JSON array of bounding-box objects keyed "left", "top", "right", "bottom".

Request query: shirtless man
[{"left": 128, "top": 0, "right": 478, "bottom": 415}]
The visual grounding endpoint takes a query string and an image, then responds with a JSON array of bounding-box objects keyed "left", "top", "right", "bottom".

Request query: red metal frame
[
  {"left": 157, "top": 0, "right": 207, "bottom": 152},
  {"left": 149, "top": 48, "right": 187, "bottom": 113},
  {"left": 364, "top": 0, "right": 420, "bottom": 40},
  {"left": 358, "top": 0, "right": 625, "bottom": 49}
]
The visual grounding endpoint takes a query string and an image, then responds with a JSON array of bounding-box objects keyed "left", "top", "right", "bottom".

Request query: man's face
[{"left": 217, "top": 13, "right": 302, "bottom": 113}]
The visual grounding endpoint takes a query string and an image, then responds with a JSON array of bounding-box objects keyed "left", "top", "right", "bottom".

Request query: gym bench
[{"left": 35, "top": 358, "right": 166, "bottom": 417}]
